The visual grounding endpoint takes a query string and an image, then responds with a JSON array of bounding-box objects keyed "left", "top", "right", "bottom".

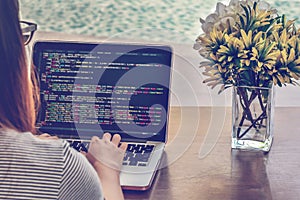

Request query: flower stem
[
  {"left": 237, "top": 88, "right": 257, "bottom": 138},
  {"left": 237, "top": 108, "right": 267, "bottom": 139},
  {"left": 236, "top": 87, "right": 268, "bottom": 139}
]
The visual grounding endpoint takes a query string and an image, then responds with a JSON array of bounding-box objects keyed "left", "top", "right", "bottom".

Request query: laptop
[{"left": 32, "top": 41, "right": 173, "bottom": 190}]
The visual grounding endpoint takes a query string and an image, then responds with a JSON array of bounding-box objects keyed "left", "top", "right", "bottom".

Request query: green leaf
[
  {"left": 253, "top": 1, "right": 257, "bottom": 11},
  {"left": 239, "top": 14, "right": 245, "bottom": 30},
  {"left": 291, "top": 66, "right": 300, "bottom": 73},
  {"left": 241, "top": 4, "right": 251, "bottom": 30}
]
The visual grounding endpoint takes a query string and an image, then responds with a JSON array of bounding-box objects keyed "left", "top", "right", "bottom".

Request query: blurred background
[
  {"left": 19, "top": 0, "right": 299, "bottom": 44},
  {"left": 19, "top": 0, "right": 300, "bottom": 107}
]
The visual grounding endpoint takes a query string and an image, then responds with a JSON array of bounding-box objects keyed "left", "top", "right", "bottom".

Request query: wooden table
[
  {"left": 30, "top": 32, "right": 300, "bottom": 199},
  {"left": 124, "top": 106, "right": 300, "bottom": 200}
]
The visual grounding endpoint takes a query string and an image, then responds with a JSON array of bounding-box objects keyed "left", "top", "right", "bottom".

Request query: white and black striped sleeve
[{"left": 58, "top": 141, "right": 103, "bottom": 200}]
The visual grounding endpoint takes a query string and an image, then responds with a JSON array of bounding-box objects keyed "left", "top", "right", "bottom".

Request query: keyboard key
[
  {"left": 135, "top": 153, "right": 150, "bottom": 162},
  {"left": 68, "top": 140, "right": 88, "bottom": 152},
  {"left": 133, "top": 144, "right": 143, "bottom": 153},
  {"left": 79, "top": 143, "right": 88, "bottom": 152},
  {"left": 144, "top": 145, "right": 154, "bottom": 153},
  {"left": 127, "top": 144, "right": 135, "bottom": 152},
  {"left": 83, "top": 142, "right": 90, "bottom": 150},
  {"left": 138, "top": 163, "right": 147, "bottom": 166},
  {"left": 129, "top": 160, "right": 138, "bottom": 166}
]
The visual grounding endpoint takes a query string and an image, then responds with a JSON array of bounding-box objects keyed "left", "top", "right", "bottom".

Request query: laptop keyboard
[
  {"left": 123, "top": 143, "right": 155, "bottom": 167},
  {"left": 68, "top": 140, "right": 155, "bottom": 167}
]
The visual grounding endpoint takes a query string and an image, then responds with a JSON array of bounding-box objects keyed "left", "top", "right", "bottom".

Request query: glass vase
[{"left": 231, "top": 86, "right": 274, "bottom": 152}]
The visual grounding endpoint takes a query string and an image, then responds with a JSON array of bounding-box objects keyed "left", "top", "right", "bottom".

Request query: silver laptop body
[{"left": 33, "top": 41, "right": 173, "bottom": 190}]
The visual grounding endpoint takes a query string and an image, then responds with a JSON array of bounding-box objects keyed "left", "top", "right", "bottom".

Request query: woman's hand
[
  {"left": 36, "top": 133, "right": 59, "bottom": 140},
  {"left": 86, "top": 133, "right": 127, "bottom": 200},
  {"left": 87, "top": 133, "right": 127, "bottom": 171}
]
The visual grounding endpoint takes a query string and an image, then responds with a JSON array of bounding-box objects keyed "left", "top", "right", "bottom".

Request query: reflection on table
[{"left": 124, "top": 107, "right": 300, "bottom": 200}]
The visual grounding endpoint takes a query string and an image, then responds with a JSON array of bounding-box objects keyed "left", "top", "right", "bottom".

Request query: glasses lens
[
  {"left": 20, "top": 22, "right": 34, "bottom": 45},
  {"left": 23, "top": 34, "right": 31, "bottom": 44},
  {"left": 20, "top": 21, "right": 28, "bottom": 29}
]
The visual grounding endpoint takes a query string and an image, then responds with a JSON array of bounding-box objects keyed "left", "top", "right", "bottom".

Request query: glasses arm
[{"left": 20, "top": 21, "right": 37, "bottom": 33}]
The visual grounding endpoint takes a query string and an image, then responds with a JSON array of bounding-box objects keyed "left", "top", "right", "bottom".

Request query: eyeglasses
[{"left": 20, "top": 21, "right": 37, "bottom": 45}]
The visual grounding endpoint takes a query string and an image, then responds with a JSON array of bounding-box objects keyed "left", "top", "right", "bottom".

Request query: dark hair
[{"left": 0, "top": 0, "right": 39, "bottom": 133}]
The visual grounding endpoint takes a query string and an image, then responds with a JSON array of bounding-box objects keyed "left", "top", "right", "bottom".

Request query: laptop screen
[{"left": 33, "top": 41, "right": 172, "bottom": 142}]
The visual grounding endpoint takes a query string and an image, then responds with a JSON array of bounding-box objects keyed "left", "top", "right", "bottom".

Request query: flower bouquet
[{"left": 194, "top": 0, "right": 300, "bottom": 151}]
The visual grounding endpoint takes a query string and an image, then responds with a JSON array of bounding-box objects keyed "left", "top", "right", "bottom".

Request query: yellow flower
[
  {"left": 195, "top": 0, "right": 300, "bottom": 91},
  {"left": 240, "top": 29, "right": 252, "bottom": 48}
]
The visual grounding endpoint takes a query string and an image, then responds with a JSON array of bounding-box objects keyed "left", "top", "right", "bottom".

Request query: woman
[{"left": 0, "top": 0, "right": 127, "bottom": 199}]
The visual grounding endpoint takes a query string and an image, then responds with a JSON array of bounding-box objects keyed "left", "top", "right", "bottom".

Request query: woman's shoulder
[
  {"left": 0, "top": 129, "right": 104, "bottom": 199},
  {"left": 0, "top": 129, "right": 65, "bottom": 150},
  {"left": 0, "top": 129, "right": 74, "bottom": 165},
  {"left": 0, "top": 129, "right": 93, "bottom": 165}
]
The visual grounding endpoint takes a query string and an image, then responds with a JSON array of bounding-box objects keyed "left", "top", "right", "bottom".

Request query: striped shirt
[{"left": 0, "top": 129, "right": 103, "bottom": 200}]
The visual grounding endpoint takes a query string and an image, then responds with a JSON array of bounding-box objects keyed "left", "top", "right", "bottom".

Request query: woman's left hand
[{"left": 36, "top": 133, "right": 59, "bottom": 140}]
